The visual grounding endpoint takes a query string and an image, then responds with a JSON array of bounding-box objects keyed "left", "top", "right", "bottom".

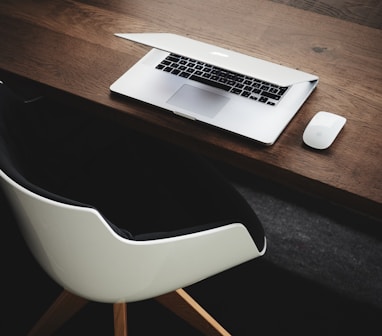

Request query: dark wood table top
[{"left": 0, "top": 0, "right": 381, "bottom": 219}]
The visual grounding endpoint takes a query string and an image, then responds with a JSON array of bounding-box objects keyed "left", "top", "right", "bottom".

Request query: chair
[{"left": 0, "top": 80, "right": 266, "bottom": 335}]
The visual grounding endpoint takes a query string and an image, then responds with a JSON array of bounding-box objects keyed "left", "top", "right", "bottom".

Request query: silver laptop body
[{"left": 110, "top": 33, "right": 319, "bottom": 145}]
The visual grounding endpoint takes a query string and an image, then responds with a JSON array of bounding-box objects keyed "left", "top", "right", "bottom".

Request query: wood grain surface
[
  {"left": 0, "top": 0, "right": 381, "bottom": 218},
  {"left": 271, "top": 0, "right": 382, "bottom": 29}
]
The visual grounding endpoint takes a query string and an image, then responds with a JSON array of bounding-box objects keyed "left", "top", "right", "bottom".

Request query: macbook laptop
[{"left": 110, "top": 33, "right": 319, "bottom": 145}]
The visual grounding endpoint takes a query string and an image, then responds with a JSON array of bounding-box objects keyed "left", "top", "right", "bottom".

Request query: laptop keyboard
[{"left": 156, "top": 53, "right": 290, "bottom": 106}]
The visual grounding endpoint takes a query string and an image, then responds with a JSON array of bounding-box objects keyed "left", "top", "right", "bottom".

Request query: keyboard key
[
  {"left": 190, "top": 75, "right": 231, "bottom": 91},
  {"left": 157, "top": 53, "right": 290, "bottom": 105}
]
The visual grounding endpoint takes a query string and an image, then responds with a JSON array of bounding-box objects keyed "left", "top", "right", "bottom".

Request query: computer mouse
[{"left": 303, "top": 111, "right": 346, "bottom": 150}]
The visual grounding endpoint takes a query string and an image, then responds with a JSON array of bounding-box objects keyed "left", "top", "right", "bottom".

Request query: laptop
[{"left": 110, "top": 33, "right": 319, "bottom": 145}]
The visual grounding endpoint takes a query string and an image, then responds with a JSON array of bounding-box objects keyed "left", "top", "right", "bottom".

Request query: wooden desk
[{"left": 0, "top": 0, "right": 381, "bottom": 219}]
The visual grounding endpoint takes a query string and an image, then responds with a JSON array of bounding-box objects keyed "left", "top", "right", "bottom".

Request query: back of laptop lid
[{"left": 115, "top": 33, "right": 319, "bottom": 87}]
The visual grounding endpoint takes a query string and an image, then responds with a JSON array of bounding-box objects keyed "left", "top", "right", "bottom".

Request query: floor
[
  {"left": 2, "top": 173, "right": 382, "bottom": 335},
  {"left": 1, "top": 0, "right": 381, "bottom": 335}
]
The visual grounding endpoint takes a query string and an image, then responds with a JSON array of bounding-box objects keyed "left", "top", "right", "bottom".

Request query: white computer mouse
[{"left": 303, "top": 111, "right": 346, "bottom": 150}]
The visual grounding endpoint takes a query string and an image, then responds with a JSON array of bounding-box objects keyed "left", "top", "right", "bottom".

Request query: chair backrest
[{"left": 0, "top": 81, "right": 265, "bottom": 304}]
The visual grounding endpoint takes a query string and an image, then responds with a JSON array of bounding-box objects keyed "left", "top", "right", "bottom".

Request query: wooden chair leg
[
  {"left": 113, "top": 302, "right": 128, "bottom": 336},
  {"left": 155, "top": 288, "right": 231, "bottom": 336},
  {"left": 27, "top": 289, "right": 88, "bottom": 336}
]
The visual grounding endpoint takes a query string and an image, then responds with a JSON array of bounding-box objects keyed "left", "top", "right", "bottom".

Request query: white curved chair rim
[{"left": 0, "top": 80, "right": 266, "bottom": 335}]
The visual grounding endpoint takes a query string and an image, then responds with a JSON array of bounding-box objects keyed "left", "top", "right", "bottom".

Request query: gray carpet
[
  {"left": 2, "top": 160, "right": 382, "bottom": 335},
  {"left": 1, "top": 87, "right": 381, "bottom": 334},
  {"left": 221, "top": 164, "right": 382, "bottom": 309}
]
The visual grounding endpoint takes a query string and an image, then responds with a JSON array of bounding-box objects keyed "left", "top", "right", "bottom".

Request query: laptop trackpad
[{"left": 167, "top": 84, "right": 229, "bottom": 118}]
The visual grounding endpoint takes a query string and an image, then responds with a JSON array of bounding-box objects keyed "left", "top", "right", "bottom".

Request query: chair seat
[{"left": 0, "top": 79, "right": 265, "bottom": 335}]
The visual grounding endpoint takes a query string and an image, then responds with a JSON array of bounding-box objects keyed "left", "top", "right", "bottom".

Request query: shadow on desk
[{"left": 0, "top": 87, "right": 381, "bottom": 335}]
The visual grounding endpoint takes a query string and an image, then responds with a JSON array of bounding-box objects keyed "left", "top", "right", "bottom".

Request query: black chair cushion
[{"left": 0, "top": 81, "right": 264, "bottom": 250}]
